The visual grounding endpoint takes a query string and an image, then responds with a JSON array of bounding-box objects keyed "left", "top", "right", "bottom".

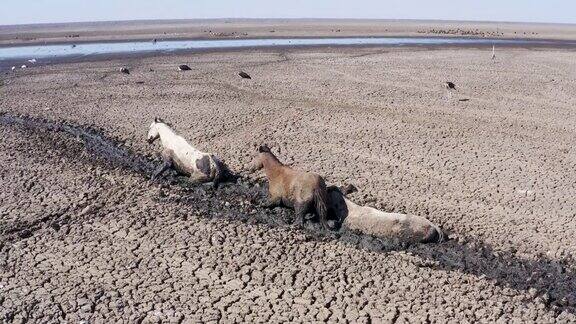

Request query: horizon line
[{"left": 2, "top": 17, "right": 576, "bottom": 29}]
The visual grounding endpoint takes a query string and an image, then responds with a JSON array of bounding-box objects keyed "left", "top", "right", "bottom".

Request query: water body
[{"left": 1, "top": 37, "right": 572, "bottom": 63}]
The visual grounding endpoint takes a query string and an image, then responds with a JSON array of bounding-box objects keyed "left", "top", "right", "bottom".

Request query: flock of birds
[
  {"left": 13, "top": 47, "right": 462, "bottom": 98},
  {"left": 120, "top": 64, "right": 252, "bottom": 79},
  {"left": 10, "top": 58, "right": 36, "bottom": 71},
  {"left": 14, "top": 57, "right": 454, "bottom": 97}
]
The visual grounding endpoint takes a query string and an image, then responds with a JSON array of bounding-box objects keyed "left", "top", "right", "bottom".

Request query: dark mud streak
[
  {"left": 0, "top": 113, "right": 156, "bottom": 176},
  {"left": 1, "top": 112, "right": 575, "bottom": 316}
]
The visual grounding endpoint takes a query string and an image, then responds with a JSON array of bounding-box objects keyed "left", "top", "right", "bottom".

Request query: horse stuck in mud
[
  {"left": 247, "top": 144, "right": 332, "bottom": 230},
  {"left": 147, "top": 118, "right": 231, "bottom": 188},
  {"left": 145, "top": 118, "right": 443, "bottom": 241},
  {"left": 328, "top": 185, "right": 444, "bottom": 243}
]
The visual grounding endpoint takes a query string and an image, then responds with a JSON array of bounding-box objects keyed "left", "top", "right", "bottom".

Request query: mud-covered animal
[
  {"left": 247, "top": 144, "right": 331, "bottom": 230},
  {"left": 147, "top": 118, "right": 229, "bottom": 188},
  {"left": 328, "top": 185, "right": 444, "bottom": 243}
]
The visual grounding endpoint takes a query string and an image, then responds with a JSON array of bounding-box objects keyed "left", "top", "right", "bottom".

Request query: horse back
[{"left": 289, "top": 170, "right": 325, "bottom": 202}]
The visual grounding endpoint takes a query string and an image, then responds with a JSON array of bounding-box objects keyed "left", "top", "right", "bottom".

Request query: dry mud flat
[{"left": 1, "top": 46, "right": 576, "bottom": 322}]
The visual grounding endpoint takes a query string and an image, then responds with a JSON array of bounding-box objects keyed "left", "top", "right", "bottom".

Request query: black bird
[
  {"left": 178, "top": 64, "right": 191, "bottom": 71},
  {"left": 120, "top": 67, "right": 130, "bottom": 74},
  {"left": 239, "top": 71, "right": 251, "bottom": 79},
  {"left": 445, "top": 81, "right": 456, "bottom": 90}
]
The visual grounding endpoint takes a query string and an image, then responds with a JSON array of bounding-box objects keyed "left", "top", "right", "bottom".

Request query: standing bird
[
  {"left": 444, "top": 81, "right": 456, "bottom": 100},
  {"left": 11, "top": 66, "right": 16, "bottom": 71},
  {"left": 492, "top": 45, "right": 496, "bottom": 60},
  {"left": 238, "top": 71, "right": 251, "bottom": 79},
  {"left": 178, "top": 64, "right": 191, "bottom": 71},
  {"left": 120, "top": 67, "right": 130, "bottom": 74}
]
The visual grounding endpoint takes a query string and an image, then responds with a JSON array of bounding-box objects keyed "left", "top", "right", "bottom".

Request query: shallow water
[{"left": 0, "top": 37, "right": 566, "bottom": 63}]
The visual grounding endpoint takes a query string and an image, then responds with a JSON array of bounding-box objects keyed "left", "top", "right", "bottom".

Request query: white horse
[
  {"left": 328, "top": 185, "right": 444, "bottom": 243},
  {"left": 147, "top": 118, "right": 228, "bottom": 187}
]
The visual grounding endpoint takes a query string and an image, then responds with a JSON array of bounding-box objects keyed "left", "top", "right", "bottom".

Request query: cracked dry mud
[{"left": 1, "top": 47, "right": 576, "bottom": 323}]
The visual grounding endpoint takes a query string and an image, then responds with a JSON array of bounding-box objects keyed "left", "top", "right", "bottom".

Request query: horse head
[
  {"left": 147, "top": 118, "right": 164, "bottom": 143},
  {"left": 246, "top": 144, "right": 279, "bottom": 172}
]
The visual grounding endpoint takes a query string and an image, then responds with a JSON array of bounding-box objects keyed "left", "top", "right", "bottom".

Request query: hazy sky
[{"left": 1, "top": 0, "right": 575, "bottom": 25}]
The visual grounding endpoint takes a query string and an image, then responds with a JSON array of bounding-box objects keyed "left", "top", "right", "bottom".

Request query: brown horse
[{"left": 248, "top": 145, "right": 331, "bottom": 230}]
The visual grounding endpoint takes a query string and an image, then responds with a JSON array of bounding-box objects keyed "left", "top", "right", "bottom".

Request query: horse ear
[
  {"left": 154, "top": 117, "right": 159, "bottom": 123},
  {"left": 340, "top": 184, "right": 358, "bottom": 195},
  {"left": 258, "top": 144, "right": 271, "bottom": 153}
]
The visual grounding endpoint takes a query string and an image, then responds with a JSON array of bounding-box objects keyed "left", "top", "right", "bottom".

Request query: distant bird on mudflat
[
  {"left": 445, "top": 81, "right": 456, "bottom": 90},
  {"left": 239, "top": 71, "right": 251, "bottom": 79},
  {"left": 120, "top": 67, "right": 130, "bottom": 74},
  {"left": 178, "top": 64, "right": 191, "bottom": 71}
]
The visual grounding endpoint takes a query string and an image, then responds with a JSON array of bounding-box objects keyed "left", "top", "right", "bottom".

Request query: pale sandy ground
[
  {"left": 1, "top": 44, "right": 576, "bottom": 322},
  {"left": 2, "top": 19, "right": 576, "bottom": 46}
]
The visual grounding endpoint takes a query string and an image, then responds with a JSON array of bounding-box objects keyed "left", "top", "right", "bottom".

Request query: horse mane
[
  {"left": 258, "top": 144, "right": 271, "bottom": 153},
  {"left": 257, "top": 144, "right": 283, "bottom": 165},
  {"left": 154, "top": 117, "right": 174, "bottom": 128}
]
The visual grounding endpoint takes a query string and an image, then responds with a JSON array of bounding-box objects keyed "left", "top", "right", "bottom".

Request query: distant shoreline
[
  {"left": 2, "top": 35, "right": 576, "bottom": 49},
  {"left": 2, "top": 36, "right": 576, "bottom": 71},
  {"left": 2, "top": 18, "right": 575, "bottom": 47}
]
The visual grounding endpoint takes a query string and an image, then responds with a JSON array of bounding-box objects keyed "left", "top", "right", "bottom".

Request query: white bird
[
  {"left": 28, "top": 58, "right": 37, "bottom": 64},
  {"left": 444, "top": 81, "right": 456, "bottom": 100},
  {"left": 21, "top": 65, "right": 27, "bottom": 69},
  {"left": 11, "top": 66, "right": 16, "bottom": 71},
  {"left": 492, "top": 45, "right": 496, "bottom": 60}
]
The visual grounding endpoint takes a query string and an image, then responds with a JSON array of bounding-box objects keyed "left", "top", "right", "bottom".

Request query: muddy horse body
[
  {"left": 147, "top": 118, "right": 227, "bottom": 187},
  {"left": 328, "top": 185, "right": 444, "bottom": 243},
  {"left": 249, "top": 145, "right": 331, "bottom": 230}
]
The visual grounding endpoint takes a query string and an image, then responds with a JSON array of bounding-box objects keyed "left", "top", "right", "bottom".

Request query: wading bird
[{"left": 444, "top": 81, "right": 456, "bottom": 100}]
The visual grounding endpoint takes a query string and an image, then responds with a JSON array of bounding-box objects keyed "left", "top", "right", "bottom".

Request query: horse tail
[
  {"left": 313, "top": 183, "right": 330, "bottom": 230},
  {"left": 209, "top": 155, "right": 225, "bottom": 189}
]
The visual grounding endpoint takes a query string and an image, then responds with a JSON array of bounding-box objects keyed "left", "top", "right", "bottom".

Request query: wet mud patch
[{"left": 158, "top": 179, "right": 408, "bottom": 252}]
